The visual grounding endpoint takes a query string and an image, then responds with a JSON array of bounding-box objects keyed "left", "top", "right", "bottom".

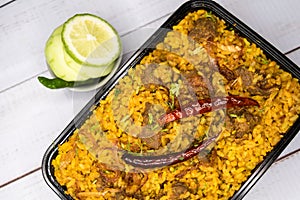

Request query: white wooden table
[{"left": 1, "top": 0, "right": 300, "bottom": 199}]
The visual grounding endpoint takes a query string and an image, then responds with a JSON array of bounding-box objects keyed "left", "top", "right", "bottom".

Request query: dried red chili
[
  {"left": 158, "top": 96, "right": 259, "bottom": 126},
  {"left": 122, "top": 96, "right": 259, "bottom": 169},
  {"left": 122, "top": 135, "right": 218, "bottom": 169}
]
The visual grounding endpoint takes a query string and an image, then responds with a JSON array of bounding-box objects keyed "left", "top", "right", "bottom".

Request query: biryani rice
[{"left": 52, "top": 9, "right": 300, "bottom": 200}]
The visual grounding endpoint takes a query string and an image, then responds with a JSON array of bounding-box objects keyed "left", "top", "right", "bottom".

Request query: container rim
[{"left": 42, "top": 1, "right": 300, "bottom": 200}]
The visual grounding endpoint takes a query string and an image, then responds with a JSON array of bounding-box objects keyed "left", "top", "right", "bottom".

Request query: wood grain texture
[
  {"left": 0, "top": 0, "right": 300, "bottom": 199},
  {"left": 0, "top": 169, "right": 60, "bottom": 200},
  {"left": 0, "top": 0, "right": 14, "bottom": 8},
  {"left": 287, "top": 49, "right": 300, "bottom": 66},
  {"left": 0, "top": 72, "right": 76, "bottom": 184},
  {"left": 0, "top": 0, "right": 186, "bottom": 185},
  {"left": 217, "top": 0, "right": 300, "bottom": 53},
  {"left": 245, "top": 151, "right": 300, "bottom": 200},
  {"left": 0, "top": 0, "right": 186, "bottom": 92}
]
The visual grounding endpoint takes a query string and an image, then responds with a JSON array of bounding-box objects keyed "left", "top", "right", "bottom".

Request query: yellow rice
[{"left": 52, "top": 10, "right": 300, "bottom": 200}]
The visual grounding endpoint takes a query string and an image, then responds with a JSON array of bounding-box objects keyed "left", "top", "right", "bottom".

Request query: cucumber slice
[
  {"left": 63, "top": 41, "right": 117, "bottom": 79},
  {"left": 45, "top": 26, "right": 89, "bottom": 81},
  {"left": 45, "top": 25, "right": 118, "bottom": 81}
]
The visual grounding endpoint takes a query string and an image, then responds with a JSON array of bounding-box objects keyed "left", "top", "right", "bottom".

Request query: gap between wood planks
[
  {"left": 1, "top": 45, "right": 300, "bottom": 95},
  {"left": 0, "top": 0, "right": 16, "bottom": 9},
  {"left": 1, "top": 0, "right": 300, "bottom": 189},
  {"left": 0, "top": 12, "right": 172, "bottom": 94},
  {"left": 285, "top": 46, "right": 300, "bottom": 55},
  {"left": 0, "top": 167, "right": 41, "bottom": 188},
  {"left": 0, "top": 0, "right": 300, "bottom": 94},
  {"left": 0, "top": 148, "right": 299, "bottom": 189}
]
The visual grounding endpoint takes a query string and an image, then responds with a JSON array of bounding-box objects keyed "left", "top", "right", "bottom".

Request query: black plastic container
[{"left": 42, "top": 1, "right": 300, "bottom": 199}]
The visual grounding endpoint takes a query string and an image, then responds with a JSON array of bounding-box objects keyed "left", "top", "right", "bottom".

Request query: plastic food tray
[{"left": 42, "top": 1, "right": 300, "bottom": 199}]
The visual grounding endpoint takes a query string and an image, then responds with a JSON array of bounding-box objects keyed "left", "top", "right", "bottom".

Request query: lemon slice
[{"left": 62, "top": 13, "right": 121, "bottom": 66}]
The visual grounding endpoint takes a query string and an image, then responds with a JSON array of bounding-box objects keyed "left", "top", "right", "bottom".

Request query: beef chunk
[{"left": 189, "top": 18, "right": 218, "bottom": 43}]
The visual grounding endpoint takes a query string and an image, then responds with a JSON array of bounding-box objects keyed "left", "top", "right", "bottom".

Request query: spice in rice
[{"left": 52, "top": 10, "right": 300, "bottom": 200}]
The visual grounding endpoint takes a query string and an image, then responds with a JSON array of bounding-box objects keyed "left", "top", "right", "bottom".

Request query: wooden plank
[
  {"left": 287, "top": 48, "right": 300, "bottom": 67},
  {"left": 245, "top": 151, "right": 300, "bottom": 200},
  {"left": 0, "top": 0, "right": 14, "bottom": 8},
  {"left": 217, "top": 0, "right": 300, "bottom": 53},
  {"left": 0, "top": 58, "right": 300, "bottom": 200},
  {"left": 0, "top": 72, "right": 81, "bottom": 185},
  {"left": 1, "top": 152, "right": 299, "bottom": 200},
  {"left": 0, "top": 0, "right": 186, "bottom": 92},
  {"left": 1, "top": 1, "right": 300, "bottom": 199},
  {"left": 0, "top": 10, "right": 174, "bottom": 186},
  {"left": 1, "top": 0, "right": 300, "bottom": 92},
  {"left": 1, "top": 0, "right": 300, "bottom": 186},
  {"left": 0, "top": 169, "right": 60, "bottom": 200}
]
